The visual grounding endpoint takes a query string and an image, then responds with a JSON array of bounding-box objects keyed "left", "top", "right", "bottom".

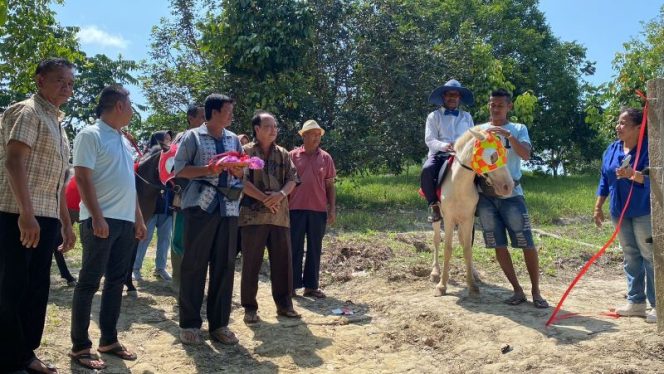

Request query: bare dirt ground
[{"left": 38, "top": 232, "right": 663, "bottom": 374}]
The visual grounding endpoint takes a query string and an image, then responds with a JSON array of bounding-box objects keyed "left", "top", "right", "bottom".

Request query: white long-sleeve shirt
[{"left": 424, "top": 108, "right": 474, "bottom": 157}]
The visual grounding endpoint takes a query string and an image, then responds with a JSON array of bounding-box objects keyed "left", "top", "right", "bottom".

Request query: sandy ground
[{"left": 37, "top": 237, "right": 663, "bottom": 374}]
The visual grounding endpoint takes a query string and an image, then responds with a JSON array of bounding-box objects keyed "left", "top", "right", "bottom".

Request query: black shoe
[{"left": 428, "top": 204, "right": 442, "bottom": 223}]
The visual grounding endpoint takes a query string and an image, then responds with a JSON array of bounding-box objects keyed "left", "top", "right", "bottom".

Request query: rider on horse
[{"left": 421, "top": 79, "right": 475, "bottom": 222}]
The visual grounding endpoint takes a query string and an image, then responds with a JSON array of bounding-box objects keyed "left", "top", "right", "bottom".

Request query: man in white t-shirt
[
  {"left": 476, "top": 88, "right": 548, "bottom": 310},
  {"left": 69, "top": 85, "right": 147, "bottom": 371},
  {"left": 421, "top": 79, "right": 474, "bottom": 222}
]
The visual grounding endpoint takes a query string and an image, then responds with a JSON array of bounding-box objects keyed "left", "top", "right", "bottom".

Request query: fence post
[{"left": 648, "top": 78, "right": 664, "bottom": 332}]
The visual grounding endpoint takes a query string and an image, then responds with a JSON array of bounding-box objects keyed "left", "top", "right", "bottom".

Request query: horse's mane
[
  {"left": 139, "top": 145, "right": 163, "bottom": 165},
  {"left": 454, "top": 125, "right": 485, "bottom": 161}
]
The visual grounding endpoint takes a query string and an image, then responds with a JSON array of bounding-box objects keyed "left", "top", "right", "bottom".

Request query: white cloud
[{"left": 76, "top": 25, "right": 129, "bottom": 49}]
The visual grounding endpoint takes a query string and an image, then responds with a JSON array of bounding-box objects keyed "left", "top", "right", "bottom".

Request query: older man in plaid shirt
[{"left": 0, "top": 58, "right": 77, "bottom": 374}]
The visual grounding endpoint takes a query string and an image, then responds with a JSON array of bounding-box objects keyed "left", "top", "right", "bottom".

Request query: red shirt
[
  {"left": 65, "top": 177, "right": 81, "bottom": 212},
  {"left": 288, "top": 147, "right": 336, "bottom": 212}
]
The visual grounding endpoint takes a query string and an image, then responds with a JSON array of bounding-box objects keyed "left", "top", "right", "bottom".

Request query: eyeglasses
[{"left": 261, "top": 125, "right": 280, "bottom": 133}]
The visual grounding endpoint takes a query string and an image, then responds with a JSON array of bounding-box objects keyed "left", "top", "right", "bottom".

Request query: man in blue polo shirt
[{"left": 69, "top": 85, "right": 147, "bottom": 371}]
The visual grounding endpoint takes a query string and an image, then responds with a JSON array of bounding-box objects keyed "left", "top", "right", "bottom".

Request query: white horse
[{"left": 429, "top": 126, "right": 514, "bottom": 297}]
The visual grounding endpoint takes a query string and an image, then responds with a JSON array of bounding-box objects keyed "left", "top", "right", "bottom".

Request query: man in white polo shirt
[{"left": 68, "top": 85, "right": 147, "bottom": 371}]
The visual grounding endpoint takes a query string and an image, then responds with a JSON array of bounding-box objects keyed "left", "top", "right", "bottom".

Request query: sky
[{"left": 53, "top": 0, "right": 664, "bottom": 110}]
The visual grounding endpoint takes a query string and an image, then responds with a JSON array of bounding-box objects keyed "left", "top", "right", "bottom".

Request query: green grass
[
  {"left": 520, "top": 173, "right": 599, "bottom": 224},
  {"left": 331, "top": 167, "right": 622, "bottom": 278},
  {"left": 53, "top": 169, "right": 614, "bottom": 280},
  {"left": 335, "top": 166, "right": 602, "bottom": 231}
]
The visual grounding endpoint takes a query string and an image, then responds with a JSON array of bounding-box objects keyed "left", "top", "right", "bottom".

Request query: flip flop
[
  {"left": 303, "top": 289, "right": 326, "bottom": 299},
  {"left": 27, "top": 358, "right": 58, "bottom": 374},
  {"left": 210, "top": 327, "right": 239, "bottom": 345},
  {"left": 98, "top": 343, "right": 137, "bottom": 361},
  {"left": 68, "top": 352, "right": 107, "bottom": 370},
  {"left": 243, "top": 311, "right": 261, "bottom": 324},
  {"left": 533, "top": 298, "right": 550, "bottom": 309},
  {"left": 503, "top": 295, "right": 527, "bottom": 306},
  {"left": 277, "top": 309, "right": 302, "bottom": 319},
  {"left": 179, "top": 328, "right": 203, "bottom": 345}
]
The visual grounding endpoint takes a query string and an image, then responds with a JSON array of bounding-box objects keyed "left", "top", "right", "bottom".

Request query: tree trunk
[{"left": 648, "top": 78, "right": 664, "bottom": 333}]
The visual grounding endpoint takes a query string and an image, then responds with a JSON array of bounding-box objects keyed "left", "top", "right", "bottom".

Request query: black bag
[{"left": 198, "top": 180, "right": 243, "bottom": 201}]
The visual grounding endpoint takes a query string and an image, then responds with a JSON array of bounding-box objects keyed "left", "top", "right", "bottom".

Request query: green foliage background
[{"left": 1, "top": 1, "right": 662, "bottom": 173}]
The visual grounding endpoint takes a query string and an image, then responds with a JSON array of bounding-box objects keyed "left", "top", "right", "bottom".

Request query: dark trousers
[
  {"left": 179, "top": 208, "right": 237, "bottom": 332},
  {"left": 54, "top": 224, "right": 75, "bottom": 282},
  {"left": 171, "top": 210, "right": 184, "bottom": 294},
  {"left": 71, "top": 218, "right": 136, "bottom": 352},
  {"left": 54, "top": 248, "right": 75, "bottom": 281},
  {"left": 0, "top": 212, "right": 59, "bottom": 372},
  {"left": 241, "top": 224, "right": 294, "bottom": 313},
  {"left": 420, "top": 152, "right": 449, "bottom": 205},
  {"left": 290, "top": 210, "right": 327, "bottom": 290}
]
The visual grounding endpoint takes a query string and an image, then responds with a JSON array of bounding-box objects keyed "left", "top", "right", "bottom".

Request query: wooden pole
[{"left": 648, "top": 78, "right": 664, "bottom": 332}]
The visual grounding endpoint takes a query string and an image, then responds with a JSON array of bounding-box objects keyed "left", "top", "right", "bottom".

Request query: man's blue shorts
[{"left": 477, "top": 194, "right": 535, "bottom": 249}]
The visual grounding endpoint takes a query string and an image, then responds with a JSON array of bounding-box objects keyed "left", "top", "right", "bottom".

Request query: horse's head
[
  {"left": 136, "top": 145, "right": 165, "bottom": 183},
  {"left": 459, "top": 128, "right": 514, "bottom": 197}
]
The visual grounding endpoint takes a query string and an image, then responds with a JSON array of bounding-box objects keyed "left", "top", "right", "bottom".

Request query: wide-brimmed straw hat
[
  {"left": 298, "top": 120, "right": 325, "bottom": 136},
  {"left": 428, "top": 79, "right": 474, "bottom": 106}
]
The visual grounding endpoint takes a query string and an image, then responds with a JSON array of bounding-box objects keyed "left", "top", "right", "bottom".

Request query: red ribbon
[
  {"left": 122, "top": 130, "right": 143, "bottom": 158},
  {"left": 545, "top": 91, "right": 649, "bottom": 327}
]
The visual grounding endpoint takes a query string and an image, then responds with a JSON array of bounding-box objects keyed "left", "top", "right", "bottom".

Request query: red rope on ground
[{"left": 545, "top": 91, "right": 649, "bottom": 327}]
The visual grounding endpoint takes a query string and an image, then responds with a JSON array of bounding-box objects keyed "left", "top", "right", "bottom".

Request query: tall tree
[
  {"left": 0, "top": 0, "right": 82, "bottom": 109},
  {"left": 0, "top": 0, "right": 140, "bottom": 141},
  {"left": 143, "top": 0, "right": 596, "bottom": 175},
  {"left": 598, "top": 5, "right": 664, "bottom": 135}
]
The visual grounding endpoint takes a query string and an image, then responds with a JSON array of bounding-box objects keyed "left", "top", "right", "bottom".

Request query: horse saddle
[{"left": 418, "top": 153, "right": 454, "bottom": 201}]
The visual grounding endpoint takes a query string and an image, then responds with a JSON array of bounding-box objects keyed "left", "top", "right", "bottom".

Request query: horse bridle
[
  {"left": 135, "top": 171, "right": 180, "bottom": 193},
  {"left": 455, "top": 156, "right": 495, "bottom": 185},
  {"left": 134, "top": 149, "right": 181, "bottom": 194}
]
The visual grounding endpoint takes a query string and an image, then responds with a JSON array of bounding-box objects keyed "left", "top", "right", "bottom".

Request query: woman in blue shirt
[{"left": 593, "top": 108, "right": 654, "bottom": 323}]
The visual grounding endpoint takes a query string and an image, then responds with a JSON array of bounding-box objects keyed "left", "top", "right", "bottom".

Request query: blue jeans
[
  {"left": 612, "top": 215, "right": 655, "bottom": 306},
  {"left": 134, "top": 213, "right": 173, "bottom": 272},
  {"left": 477, "top": 194, "right": 535, "bottom": 249}
]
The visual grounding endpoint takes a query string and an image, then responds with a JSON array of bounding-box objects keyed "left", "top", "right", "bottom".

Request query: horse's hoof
[
  {"left": 433, "top": 286, "right": 446, "bottom": 297},
  {"left": 430, "top": 273, "right": 441, "bottom": 283},
  {"left": 468, "top": 287, "right": 480, "bottom": 298}
]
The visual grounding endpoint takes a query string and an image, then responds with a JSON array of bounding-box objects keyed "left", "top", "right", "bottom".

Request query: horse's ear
[{"left": 468, "top": 128, "right": 486, "bottom": 141}]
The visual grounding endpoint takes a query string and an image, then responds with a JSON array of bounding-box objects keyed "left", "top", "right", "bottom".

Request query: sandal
[
  {"left": 180, "top": 328, "right": 203, "bottom": 345},
  {"left": 98, "top": 343, "right": 137, "bottom": 361},
  {"left": 277, "top": 309, "right": 302, "bottom": 319},
  {"left": 503, "top": 294, "right": 527, "bottom": 306},
  {"left": 533, "top": 298, "right": 550, "bottom": 309},
  {"left": 27, "top": 357, "right": 58, "bottom": 374},
  {"left": 68, "top": 351, "right": 107, "bottom": 370},
  {"left": 210, "top": 327, "right": 239, "bottom": 345},
  {"left": 243, "top": 310, "right": 261, "bottom": 324},
  {"left": 303, "top": 289, "right": 326, "bottom": 299}
]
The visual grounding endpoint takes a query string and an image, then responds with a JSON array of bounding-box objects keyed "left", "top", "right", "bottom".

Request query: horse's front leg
[
  {"left": 430, "top": 219, "right": 441, "bottom": 283},
  {"left": 434, "top": 217, "right": 454, "bottom": 297},
  {"left": 459, "top": 220, "right": 479, "bottom": 296}
]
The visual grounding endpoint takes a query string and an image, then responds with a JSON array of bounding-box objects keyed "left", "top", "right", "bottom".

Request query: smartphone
[{"left": 620, "top": 154, "right": 632, "bottom": 169}]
